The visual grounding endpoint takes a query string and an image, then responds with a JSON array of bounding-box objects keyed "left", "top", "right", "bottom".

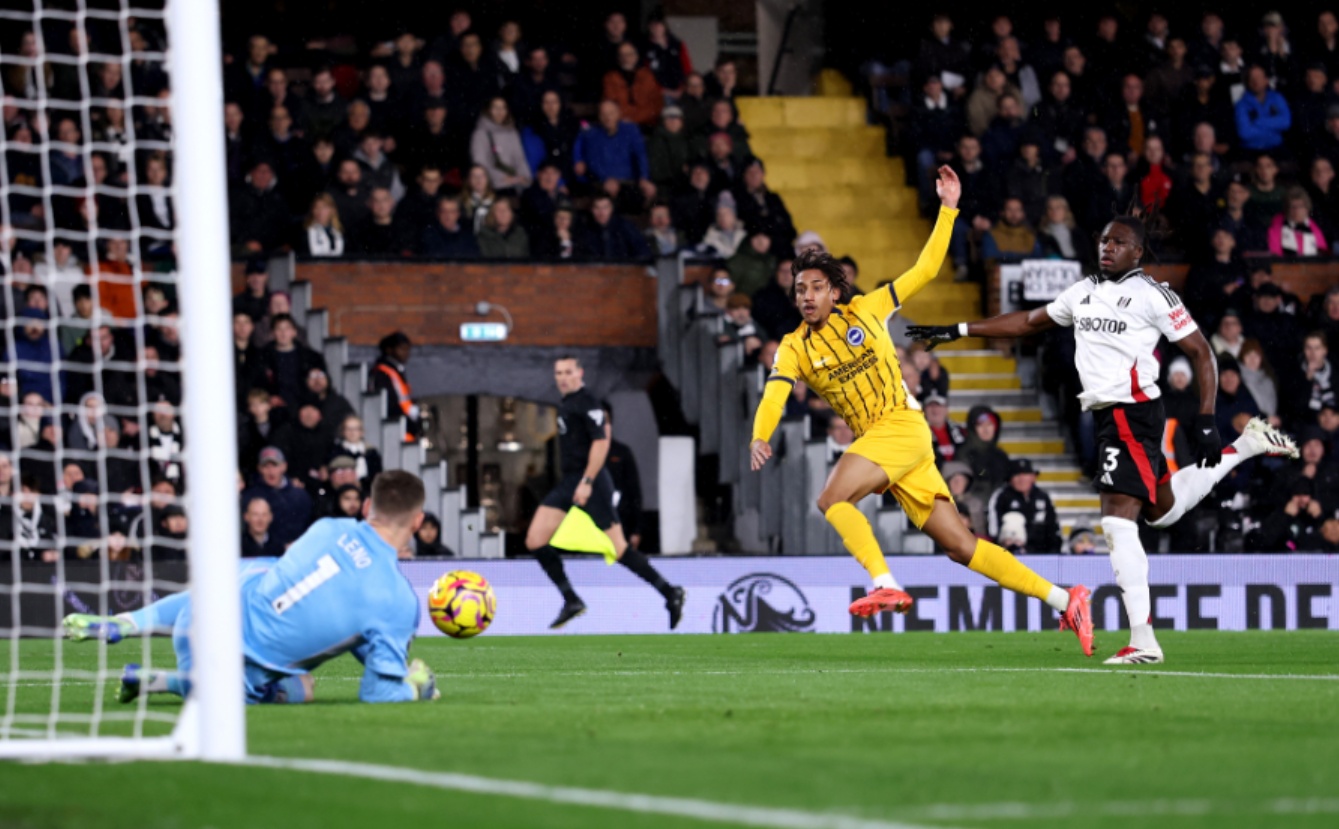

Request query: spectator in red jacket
[{"left": 603, "top": 43, "right": 664, "bottom": 128}]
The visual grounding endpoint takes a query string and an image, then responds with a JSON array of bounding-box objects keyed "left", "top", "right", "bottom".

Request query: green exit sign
[{"left": 460, "top": 322, "right": 508, "bottom": 342}]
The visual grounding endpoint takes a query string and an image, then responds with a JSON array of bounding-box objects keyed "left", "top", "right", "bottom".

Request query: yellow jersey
[
  {"left": 752, "top": 205, "right": 958, "bottom": 442},
  {"left": 770, "top": 289, "right": 910, "bottom": 437}
]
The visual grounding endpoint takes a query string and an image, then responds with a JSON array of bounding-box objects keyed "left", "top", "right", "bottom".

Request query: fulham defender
[{"left": 908, "top": 216, "right": 1297, "bottom": 664}]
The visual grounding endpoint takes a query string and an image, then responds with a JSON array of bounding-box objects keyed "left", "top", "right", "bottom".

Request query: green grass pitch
[{"left": 1, "top": 631, "right": 1337, "bottom": 829}]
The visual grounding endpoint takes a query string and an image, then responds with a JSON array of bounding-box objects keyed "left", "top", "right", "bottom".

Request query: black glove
[
  {"left": 904, "top": 324, "right": 962, "bottom": 351},
  {"left": 1193, "top": 414, "right": 1222, "bottom": 468}
]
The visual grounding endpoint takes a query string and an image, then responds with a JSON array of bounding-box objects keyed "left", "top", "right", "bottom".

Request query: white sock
[
  {"left": 1101, "top": 516, "right": 1159, "bottom": 651},
  {"left": 143, "top": 670, "right": 171, "bottom": 693},
  {"left": 1045, "top": 586, "right": 1070, "bottom": 613},
  {"left": 873, "top": 572, "right": 902, "bottom": 591},
  {"left": 1147, "top": 444, "right": 1248, "bottom": 529}
]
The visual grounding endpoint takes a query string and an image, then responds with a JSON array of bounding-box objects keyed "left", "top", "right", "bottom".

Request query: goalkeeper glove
[
  {"left": 904, "top": 324, "right": 963, "bottom": 351},
  {"left": 407, "top": 658, "right": 440, "bottom": 701},
  {"left": 1193, "top": 414, "right": 1222, "bottom": 468}
]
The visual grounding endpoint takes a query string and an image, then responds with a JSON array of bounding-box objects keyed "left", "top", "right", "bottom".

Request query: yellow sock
[
  {"left": 967, "top": 539, "right": 1055, "bottom": 601},
  {"left": 824, "top": 503, "right": 892, "bottom": 582}
]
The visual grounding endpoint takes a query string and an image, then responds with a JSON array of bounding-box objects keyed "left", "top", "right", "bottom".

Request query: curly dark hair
[
  {"left": 1103, "top": 199, "right": 1167, "bottom": 263},
  {"left": 790, "top": 249, "right": 848, "bottom": 299}
]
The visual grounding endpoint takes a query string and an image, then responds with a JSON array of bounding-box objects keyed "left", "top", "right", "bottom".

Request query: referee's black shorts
[
  {"left": 541, "top": 470, "right": 620, "bottom": 530},
  {"left": 1092, "top": 399, "right": 1168, "bottom": 505}
]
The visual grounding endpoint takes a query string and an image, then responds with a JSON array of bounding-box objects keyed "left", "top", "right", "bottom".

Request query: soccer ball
[{"left": 428, "top": 571, "right": 497, "bottom": 638}]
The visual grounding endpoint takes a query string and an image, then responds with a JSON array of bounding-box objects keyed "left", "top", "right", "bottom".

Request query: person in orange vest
[{"left": 370, "top": 331, "right": 421, "bottom": 442}]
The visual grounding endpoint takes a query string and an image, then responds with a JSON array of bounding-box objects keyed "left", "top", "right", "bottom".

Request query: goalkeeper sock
[
  {"left": 534, "top": 546, "right": 580, "bottom": 603},
  {"left": 122, "top": 590, "right": 191, "bottom": 634},
  {"left": 825, "top": 502, "right": 900, "bottom": 589},
  {"left": 141, "top": 669, "right": 189, "bottom": 698},
  {"left": 968, "top": 540, "right": 1069, "bottom": 612},
  {"left": 618, "top": 547, "right": 674, "bottom": 599}
]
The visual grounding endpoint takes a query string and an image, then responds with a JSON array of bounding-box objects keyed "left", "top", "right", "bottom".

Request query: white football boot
[
  {"left": 1103, "top": 646, "right": 1165, "bottom": 665},
  {"left": 1237, "top": 417, "right": 1299, "bottom": 460}
]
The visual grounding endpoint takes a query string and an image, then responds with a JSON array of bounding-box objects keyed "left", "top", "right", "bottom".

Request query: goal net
[{"left": 0, "top": 0, "right": 242, "bottom": 759}]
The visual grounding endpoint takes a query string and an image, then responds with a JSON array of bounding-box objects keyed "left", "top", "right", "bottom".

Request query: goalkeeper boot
[
  {"left": 118, "top": 664, "right": 142, "bottom": 704},
  {"left": 848, "top": 587, "right": 914, "bottom": 617},
  {"left": 63, "top": 613, "right": 135, "bottom": 644},
  {"left": 549, "top": 598, "right": 587, "bottom": 630},
  {"left": 407, "top": 658, "right": 441, "bottom": 701},
  {"left": 1104, "top": 646, "right": 1165, "bottom": 665},
  {"left": 1058, "top": 585, "right": 1095, "bottom": 657},
  {"left": 666, "top": 586, "right": 686, "bottom": 630}
]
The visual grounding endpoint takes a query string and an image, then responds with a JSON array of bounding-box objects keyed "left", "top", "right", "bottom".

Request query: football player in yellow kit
[{"left": 748, "top": 166, "right": 1093, "bottom": 655}]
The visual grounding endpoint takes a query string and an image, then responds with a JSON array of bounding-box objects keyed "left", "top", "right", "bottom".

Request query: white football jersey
[{"left": 1045, "top": 268, "right": 1199, "bottom": 411}]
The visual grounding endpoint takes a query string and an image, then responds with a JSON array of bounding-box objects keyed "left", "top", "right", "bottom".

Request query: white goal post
[{"left": 0, "top": 0, "right": 243, "bottom": 761}]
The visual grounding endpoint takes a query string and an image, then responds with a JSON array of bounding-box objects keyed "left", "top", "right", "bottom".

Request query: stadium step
[
  {"left": 782, "top": 187, "right": 919, "bottom": 223},
  {"left": 950, "top": 405, "right": 1042, "bottom": 423},
  {"left": 736, "top": 96, "right": 867, "bottom": 128},
  {"left": 748, "top": 127, "right": 887, "bottom": 160},
  {"left": 935, "top": 352, "right": 1017, "bottom": 374},
  {"left": 949, "top": 373, "right": 1022, "bottom": 391},
  {"left": 1055, "top": 496, "right": 1102, "bottom": 509},
  {"left": 766, "top": 162, "right": 901, "bottom": 190},
  {"left": 948, "top": 390, "right": 1035, "bottom": 410},
  {"left": 998, "top": 438, "right": 1067, "bottom": 454}
]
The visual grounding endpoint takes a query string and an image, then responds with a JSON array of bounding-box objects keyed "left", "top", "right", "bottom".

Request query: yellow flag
[{"left": 549, "top": 507, "right": 618, "bottom": 565}]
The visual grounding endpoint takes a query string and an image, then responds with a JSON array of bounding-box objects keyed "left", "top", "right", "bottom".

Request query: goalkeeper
[{"left": 63, "top": 470, "right": 438, "bottom": 705}]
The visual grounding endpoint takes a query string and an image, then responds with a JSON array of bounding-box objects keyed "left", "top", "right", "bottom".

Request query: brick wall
[{"left": 244, "top": 261, "right": 658, "bottom": 348}]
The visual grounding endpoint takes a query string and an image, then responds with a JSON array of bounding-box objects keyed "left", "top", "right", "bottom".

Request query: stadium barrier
[{"left": 11, "top": 557, "right": 1331, "bottom": 636}]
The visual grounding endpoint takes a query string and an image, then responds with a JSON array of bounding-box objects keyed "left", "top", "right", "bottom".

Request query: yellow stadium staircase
[{"left": 737, "top": 76, "right": 1102, "bottom": 539}]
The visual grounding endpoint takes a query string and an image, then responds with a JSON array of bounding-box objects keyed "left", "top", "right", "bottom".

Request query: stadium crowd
[
  {"left": 203, "top": 11, "right": 789, "bottom": 265},
  {"left": 2, "top": 7, "right": 1338, "bottom": 560},
  {"left": 892, "top": 9, "right": 1339, "bottom": 552}
]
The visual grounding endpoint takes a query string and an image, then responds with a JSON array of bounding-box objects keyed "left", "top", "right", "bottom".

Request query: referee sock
[
  {"left": 825, "top": 503, "right": 901, "bottom": 590},
  {"left": 968, "top": 540, "right": 1069, "bottom": 612},
  {"left": 534, "top": 546, "right": 580, "bottom": 603},
  {"left": 618, "top": 548, "right": 674, "bottom": 599},
  {"left": 1102, "top": 516, "right": 1159, "bottom": 651},
  {"left": 1147, "top": 446, "right": 1246, "bottom": 529}
]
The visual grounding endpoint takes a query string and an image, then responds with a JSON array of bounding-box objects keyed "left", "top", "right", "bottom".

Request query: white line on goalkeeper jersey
[{"left": 1044, "top": 269, "right": 1200, "bottom": 410}]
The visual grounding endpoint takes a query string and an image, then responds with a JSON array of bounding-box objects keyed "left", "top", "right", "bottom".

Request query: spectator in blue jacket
[
  {"left": 9, "top": 309, "right": 63, "bottom": 405},
  {"left": 573, "top": 100, "right": 656, "bottom": 213},
  {"left": 1235, "top": 65, "right": 1291, "bottom": 154},
  {"left": 577, "top": 194, "right": 651, "bottom": 260},
  {"left": 240, "top": 446, "right": 313, "bottom": 548},
  {"left": 419, "top": 197, "right": 480, "bottom": 258}
]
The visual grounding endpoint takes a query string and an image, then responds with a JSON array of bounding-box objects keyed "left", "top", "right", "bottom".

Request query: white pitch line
[
  {"left": 899, "top": 797, "right": 1339, "bottom": 821},
  {"left": 8, "top": 665, "right": 1339, "bottom": 689},
  {"left": 240, "top": 755, "right": 958, "bottom": 829}
]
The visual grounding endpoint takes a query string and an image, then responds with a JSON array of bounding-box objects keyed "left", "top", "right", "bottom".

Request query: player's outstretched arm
[
  {"left": 1175, "top": 329, "right": 1222, "bottom": 467},
  {"left": 888, "top": 166, "right": 962, "bottom": 306},
  {"left": 906, "top": 306, "right": 1058, "bottom": 351}
]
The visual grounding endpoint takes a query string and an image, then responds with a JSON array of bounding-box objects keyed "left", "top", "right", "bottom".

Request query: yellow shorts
[{"left": 844, "top": 410, "right": 952, "bottom": 529}]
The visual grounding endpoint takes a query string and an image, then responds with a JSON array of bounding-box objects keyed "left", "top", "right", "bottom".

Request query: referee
[{"left": 525, "top": 356, "right": 685, "bottom": 629}]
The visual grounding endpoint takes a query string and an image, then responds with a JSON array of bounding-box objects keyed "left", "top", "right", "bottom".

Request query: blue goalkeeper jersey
[{"left": 241, "top": 518, "right": 420, "bottom": 702}]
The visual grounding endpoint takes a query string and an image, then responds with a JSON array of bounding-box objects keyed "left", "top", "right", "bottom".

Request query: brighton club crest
[{"left": 846, "top": 326, "right": 866, "bottom": 346}]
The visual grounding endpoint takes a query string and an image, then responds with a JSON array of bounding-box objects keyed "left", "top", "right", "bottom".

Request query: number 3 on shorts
[{"left": 1103, "top": 447, "right": 1120, "bottom": 472}]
